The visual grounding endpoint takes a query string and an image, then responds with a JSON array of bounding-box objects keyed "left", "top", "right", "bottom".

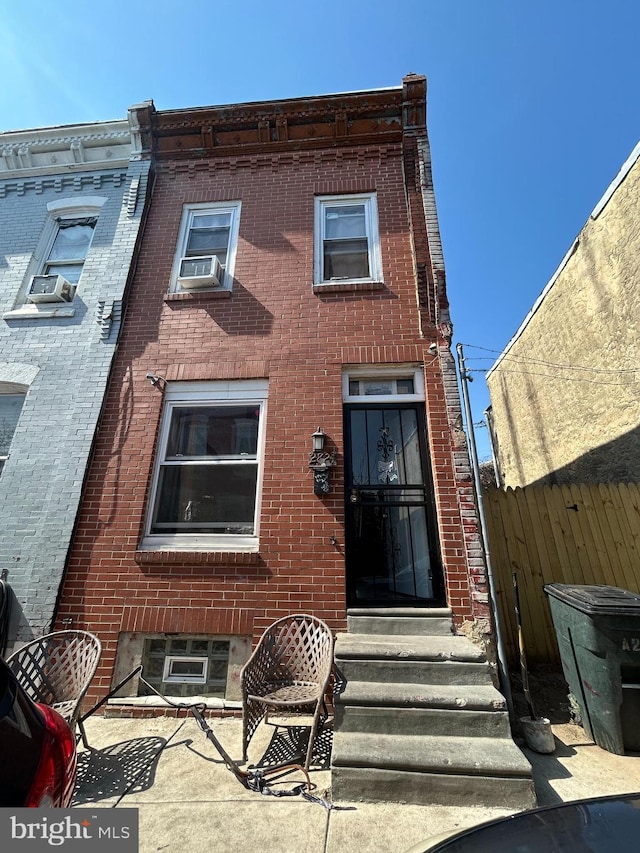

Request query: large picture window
[
  {"left": 143, "top": 380, "right": 267, "bottom": 551},
  {"left": 314, "top": 193, "right": 382, "bottom": 285}
]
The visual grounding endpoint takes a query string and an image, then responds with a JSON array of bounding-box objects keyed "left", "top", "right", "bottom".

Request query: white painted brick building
[{"left": 0, "top": 109, "right": 151, "bottom": 647}]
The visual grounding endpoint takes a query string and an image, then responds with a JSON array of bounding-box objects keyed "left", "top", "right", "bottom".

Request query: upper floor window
[
  {"left": 142, "top": 380, "right": 267, "bottom": 552},
  {"left": 171, "top": 202, "right": 241, "bottom": 293},
  {"left": 314, "top": 193, "right": 382, "bottom": 285},
  {"left": 43, "top": 218, "right": 96, "bottom": 285},
  {"left": 0, "top": 387, "right": 26, "bottom": 477},
  {"left": 18, "top": 196, "right": 106, "bottom": 310}
]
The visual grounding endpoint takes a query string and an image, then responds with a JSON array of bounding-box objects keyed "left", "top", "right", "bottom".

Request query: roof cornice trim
[
  {"left": 136, "top": 75, "right": 427, "bottom": 160},
  {"left": 0, "top": 116, "right": 144, "bottom": 178}
]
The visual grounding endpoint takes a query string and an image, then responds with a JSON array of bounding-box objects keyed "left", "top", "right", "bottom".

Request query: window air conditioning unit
[
  {"left": 27, "top": 274, "right": 76, "bottom": 304},
  {"left": 177, "top": 255, "right": 222, "bottom": 289}
]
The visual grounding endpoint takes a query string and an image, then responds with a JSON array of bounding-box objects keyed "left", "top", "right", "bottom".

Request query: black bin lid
[{"left": 545, "top": 583, "right": 640, "bottom": 616}]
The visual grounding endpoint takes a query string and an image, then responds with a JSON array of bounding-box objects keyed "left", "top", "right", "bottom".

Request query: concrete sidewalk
[{"left": 74, "top": 715, "right": 640, "bottom": 853}]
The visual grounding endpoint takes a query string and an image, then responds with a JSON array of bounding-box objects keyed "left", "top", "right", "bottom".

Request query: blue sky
[{"left": 1, "top": 1, "right": 638, "bottom": 458}]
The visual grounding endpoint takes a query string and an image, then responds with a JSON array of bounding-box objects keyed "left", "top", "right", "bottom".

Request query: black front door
[{"left": 344, "top": 404, "right": 443, "bottom": 606}]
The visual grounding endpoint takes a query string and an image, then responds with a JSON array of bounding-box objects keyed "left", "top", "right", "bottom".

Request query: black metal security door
[{"left": 344, "top": 404, "right": 443, "bottom": 606}]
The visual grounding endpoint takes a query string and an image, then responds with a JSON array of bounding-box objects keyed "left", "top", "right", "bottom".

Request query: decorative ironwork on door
[{"left": 345, "top": 405, "right": 442, "bottom": 606}]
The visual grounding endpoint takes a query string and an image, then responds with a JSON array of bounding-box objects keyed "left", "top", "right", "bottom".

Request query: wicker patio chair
[
  {"left": 7, "top": 629, "right": 102, "bottom": 749},
  {"left": 241, "top": 614, "right": 334, "bottom": 770}
]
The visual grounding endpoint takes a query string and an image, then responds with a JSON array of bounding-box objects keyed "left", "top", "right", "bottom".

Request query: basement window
[
  {"left": 139, "top": 636, "right": 230, "bottom": 698},
  {"left": 163, "top": 656, "right": 208, "bottom": 684}
]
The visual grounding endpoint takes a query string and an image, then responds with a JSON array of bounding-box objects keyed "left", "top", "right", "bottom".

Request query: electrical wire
[
  {"left": 459, "top": 343, "right": 640, "bottom": 375},
  {"left": 100, "top": 670, "right": 325, "bottom": 805},
  {"left": 468, "top": 367, "right": 636, "bottom": 387}
]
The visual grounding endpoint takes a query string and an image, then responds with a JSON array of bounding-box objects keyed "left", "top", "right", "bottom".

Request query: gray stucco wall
[
  {"left": 487, "top": 149, "right": 640, "bottom": 487},
  {"left": 0, "top": 134, "right": 150, "bottom": 645}
]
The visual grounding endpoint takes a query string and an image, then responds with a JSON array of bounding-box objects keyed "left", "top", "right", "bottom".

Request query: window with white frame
[
  {"left": 171, "top": 202, "right": 241, "bottom": 293},
  {"left": 314, "top": 193, "right": 382, "bottom": 285},
  {"left": 142, "top": 380, "right": 267, "bottom": 551},
  {"left": 342, "top": 366, "right": 425, "bottom": 403},
  {"left": 14, "top": 197, "right": 107, "bottom": 311},
  {"left": 163, "top": 656, "right": 208, "bottom": 684},
  {"left": 0, "top": 386, "right": 26, "bottom": 477},
  {"left": 43, "top": 218, "right": 96, "bottom": 284}
]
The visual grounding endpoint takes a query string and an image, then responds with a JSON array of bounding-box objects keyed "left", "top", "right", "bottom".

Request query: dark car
[
  {"left": 406, "top": 791, "right": 640, "bottom": 852},
  {"left": 0, "top": 657, "right": 77, "bottom": 807}
]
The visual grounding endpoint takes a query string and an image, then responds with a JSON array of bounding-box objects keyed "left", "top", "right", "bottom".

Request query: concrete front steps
[{"left": 330, "top": 608, "right": 535, "bottom": 809}]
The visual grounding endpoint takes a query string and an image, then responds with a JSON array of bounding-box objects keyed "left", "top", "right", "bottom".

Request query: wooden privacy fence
[{"left": 483, "top": 483, "right": 640, "bottom": 666}]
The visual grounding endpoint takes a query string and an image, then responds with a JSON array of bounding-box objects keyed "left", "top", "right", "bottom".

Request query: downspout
[{"left": 457, "top": 343, "right": 514, "bottom": 723}]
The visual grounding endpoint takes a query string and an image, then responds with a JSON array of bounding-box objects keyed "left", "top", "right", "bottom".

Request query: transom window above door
[
  {"left": 343, "top": 367, "right": 424, "bottom": 403},
  {"left": 348, "top": 377, "right": 415, "bottom": 398},
  {"left": 314, "top": 193, "right": 382, "bottom": 286}
]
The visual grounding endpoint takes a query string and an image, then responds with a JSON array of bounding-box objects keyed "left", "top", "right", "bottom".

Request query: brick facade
[
  {"left": 0, "top": 116, "right": 150, "bottom": 646},
  {"left": 54, "top": 77, "right": 487, "bottom": 704}
]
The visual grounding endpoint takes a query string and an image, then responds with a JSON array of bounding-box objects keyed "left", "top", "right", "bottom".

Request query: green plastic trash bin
[{"left": 545, "top": 583, "right": 640, "bottom": 755}]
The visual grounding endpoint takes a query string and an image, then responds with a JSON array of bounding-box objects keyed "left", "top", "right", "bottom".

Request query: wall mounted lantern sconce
[{"left": 308, "top": 427, "right": 336, "bottom": 495}]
